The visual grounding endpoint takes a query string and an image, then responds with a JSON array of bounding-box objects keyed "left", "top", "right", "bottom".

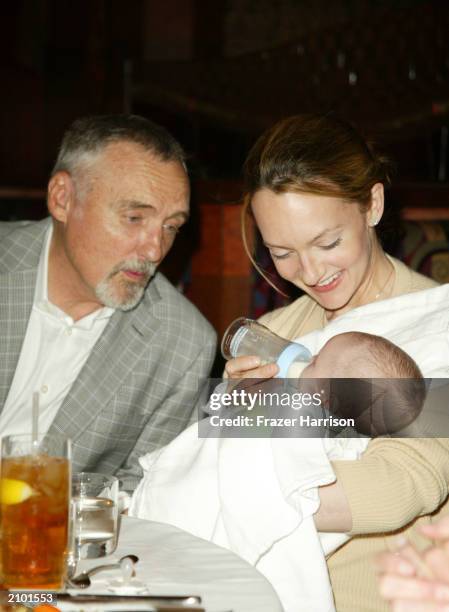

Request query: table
[{"left": 74, "top": 516, "right": 283, "bottom": 612}]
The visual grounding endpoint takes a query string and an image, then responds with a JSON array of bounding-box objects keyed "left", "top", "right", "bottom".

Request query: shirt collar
[{"left": 33, "top": 224, "right": 115, "bottom": 327}]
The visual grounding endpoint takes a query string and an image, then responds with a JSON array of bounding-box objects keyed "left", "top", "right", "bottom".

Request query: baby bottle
[{"left": 221, "top": 317, "right": 312, "bottom": 377}]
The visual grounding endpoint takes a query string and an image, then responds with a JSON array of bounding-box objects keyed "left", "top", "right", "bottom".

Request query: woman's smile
[{"left": 312, "top": 270, "right": 344, "bottom": 293}]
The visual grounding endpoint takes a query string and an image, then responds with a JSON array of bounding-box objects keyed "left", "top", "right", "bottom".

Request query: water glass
[{"left": 71, "top": 472, "right": 119, "bottom": 561}]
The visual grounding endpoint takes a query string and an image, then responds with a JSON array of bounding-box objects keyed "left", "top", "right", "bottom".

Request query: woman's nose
[{"left": 298, "top": 254, "right": 322, "bottom": 286}]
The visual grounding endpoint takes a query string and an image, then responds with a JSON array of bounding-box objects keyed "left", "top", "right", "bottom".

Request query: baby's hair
[
  {"left": 328, "top": 332, "right": 426, "bottom": 436},
  {"left": 348, "top": 332, "right": 422, "bottom": 379}
]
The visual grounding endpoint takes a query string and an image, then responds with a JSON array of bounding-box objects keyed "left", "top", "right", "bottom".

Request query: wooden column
[{"left": 185, "top": 202, "right": 253, "bottom": 338}]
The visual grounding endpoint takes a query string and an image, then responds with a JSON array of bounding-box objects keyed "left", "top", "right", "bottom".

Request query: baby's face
[{"left": 301, "top": 335, "right": 347, "bottom": 379}]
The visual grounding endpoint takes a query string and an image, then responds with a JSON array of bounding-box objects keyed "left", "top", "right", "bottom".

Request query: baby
[
  {"left": 129, "top": 332, "right": 426, "bottom": 612},
  {"left": 299, "top": 331, "right": 426, "bottom": 436}
]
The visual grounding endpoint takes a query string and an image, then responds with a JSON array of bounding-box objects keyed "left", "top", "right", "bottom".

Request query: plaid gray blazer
[{"left": 0, "top": 219, "right": 217, "bottom": 491}]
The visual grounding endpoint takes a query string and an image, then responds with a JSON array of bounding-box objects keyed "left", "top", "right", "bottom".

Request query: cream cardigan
[{"left": 261, "top": 256, "right": 447, "bottom": 612}]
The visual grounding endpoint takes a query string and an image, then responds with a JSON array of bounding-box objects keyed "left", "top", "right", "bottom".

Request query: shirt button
[
  {"left": 66, "top": 328, "right": 72, "bottom": 336},
  {"left": 41, "top": 384, "right": 49, "bottom": 394}
]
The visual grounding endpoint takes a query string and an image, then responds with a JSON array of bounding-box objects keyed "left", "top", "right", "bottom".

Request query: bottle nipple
[{"left": 287, "top": 361, "right": 309, "bottom": 378}]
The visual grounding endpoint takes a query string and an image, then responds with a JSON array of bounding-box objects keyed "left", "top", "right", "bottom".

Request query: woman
[{"left": 225, "top": 114, "right": 449, "bottom": 612}]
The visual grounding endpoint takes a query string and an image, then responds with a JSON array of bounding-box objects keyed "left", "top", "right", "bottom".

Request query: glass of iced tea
[{"left": 0, "top": 434, "right": 71, "bottom": 589}]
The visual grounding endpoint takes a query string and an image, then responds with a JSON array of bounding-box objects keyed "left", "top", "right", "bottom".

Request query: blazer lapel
[{"left": 49, "top": 278, "right": 162, "bottom": 443}]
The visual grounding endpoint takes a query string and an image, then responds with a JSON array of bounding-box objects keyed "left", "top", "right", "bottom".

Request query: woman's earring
[{"left": 370, "top": 216, "right": 379, "bottom": 227}]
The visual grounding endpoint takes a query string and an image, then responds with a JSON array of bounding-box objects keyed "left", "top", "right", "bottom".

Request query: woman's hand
[
  {"left": 224, "top": 355, "right": 279, "bottom": 380},
  {"left": 223, "top": 356, "right": 279, "bottom": 395},
  {"left": 377, "top": 518, "right": 449, "bottom": 611}
]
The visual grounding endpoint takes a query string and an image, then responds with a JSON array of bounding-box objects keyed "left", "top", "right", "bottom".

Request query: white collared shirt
[{"left": 0, "top": 225, "right": 115, "bottom": 437}]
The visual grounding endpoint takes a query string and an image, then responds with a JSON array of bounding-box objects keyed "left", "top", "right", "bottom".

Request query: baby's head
[{"left": 301, "top": 331, "right": 426, "bottom": 435}]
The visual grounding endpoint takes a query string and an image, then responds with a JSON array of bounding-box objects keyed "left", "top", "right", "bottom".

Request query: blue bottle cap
[{"left": 276, "top": 343, "right": 312, "bottom": 378}]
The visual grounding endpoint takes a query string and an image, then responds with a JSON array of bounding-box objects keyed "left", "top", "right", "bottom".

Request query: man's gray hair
[{"left": 51, "top": 114, "right": 186, "bottom": 177}]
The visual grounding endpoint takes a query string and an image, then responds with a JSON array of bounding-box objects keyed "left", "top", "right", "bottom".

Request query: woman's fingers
[
  {"left": 224, "top": 356, "right": 279, "bottom": 380},
  {"left": 224, "top": 355, "right": 261, "bottom": 377}
]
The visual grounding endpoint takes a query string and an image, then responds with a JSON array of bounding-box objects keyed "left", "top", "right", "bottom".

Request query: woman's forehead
[
  {"left": 252, "top": 189, "right": 357, "bottom": 216},
  {"left": 251, "top": 190, "right": 362, "bottom": 242}
]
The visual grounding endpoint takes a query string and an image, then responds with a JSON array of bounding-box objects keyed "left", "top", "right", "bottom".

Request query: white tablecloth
[{"left": 73, "top": 516, "right": 283, "bottom": 612}]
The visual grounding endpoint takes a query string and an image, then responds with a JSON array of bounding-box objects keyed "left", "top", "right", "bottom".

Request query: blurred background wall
[{"left": 1, "top": 0, "right": 449, "bottom": 344}]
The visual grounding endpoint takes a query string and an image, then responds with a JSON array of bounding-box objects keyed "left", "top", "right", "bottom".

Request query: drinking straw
[{"left": 32, "top": 391, "right": 39, "bottom": 452}]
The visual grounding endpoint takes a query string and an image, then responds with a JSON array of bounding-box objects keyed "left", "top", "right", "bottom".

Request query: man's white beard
[{"left": 95, "top": 259, "right": 157, "bottom": 311}]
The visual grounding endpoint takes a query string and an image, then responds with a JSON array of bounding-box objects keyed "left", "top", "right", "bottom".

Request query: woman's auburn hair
[
  {"left": 243, "top": 113, "right": 391, "bottom": 206},
  {"left": 241, "top": 113, "right": 392, "bottom": 294}
]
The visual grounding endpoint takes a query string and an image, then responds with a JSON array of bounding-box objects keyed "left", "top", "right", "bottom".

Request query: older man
[{"left": 0, "top": 115, "right": 216, "bottom": 491}]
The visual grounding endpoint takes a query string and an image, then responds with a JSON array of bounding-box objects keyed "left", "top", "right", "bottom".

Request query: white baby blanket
[
  {"left": 296, "top": 283, "right": 449, "bottom": 377},
  {"left": 130, "top": 427, "right": 366, "bottom": 612}
]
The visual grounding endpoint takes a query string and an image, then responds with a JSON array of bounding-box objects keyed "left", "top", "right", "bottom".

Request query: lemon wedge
[{"left": 0, "top": 478, "right": 34, "bottom": 505}]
